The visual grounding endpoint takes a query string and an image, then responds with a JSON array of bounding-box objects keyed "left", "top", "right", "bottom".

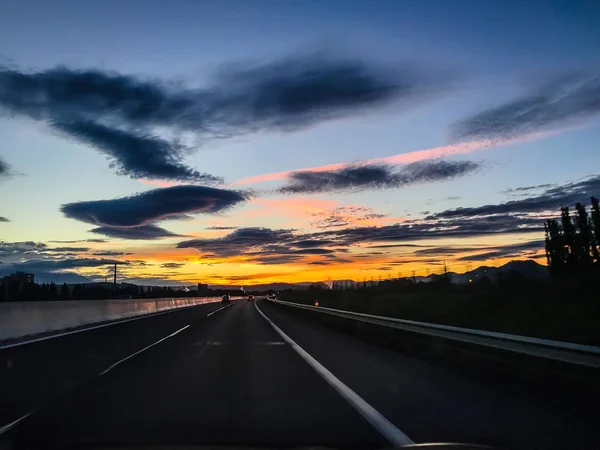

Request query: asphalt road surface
[{"left": 2, "top": 299, "right": 599, "bottom": 449}]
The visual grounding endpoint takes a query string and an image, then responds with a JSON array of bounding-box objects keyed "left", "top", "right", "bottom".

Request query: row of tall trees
[{"left": 545, "top": 197, "right": 600, "bottom": 278}]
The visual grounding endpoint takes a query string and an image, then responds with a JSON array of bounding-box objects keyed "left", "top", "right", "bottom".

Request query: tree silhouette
[
  {"left": 545, "top": 218, "right": 565, "bottom": 277},
  {"left": 546, "top": 198, "right": 600, "bottom": 278},
  {"left": 574, "top": 202, "right": 593, "bottom": 268},
  {"left": 591, "top": 197, "right": 600, "bottom": 260},
  {"left": 560, "top": 207, "right": 576, "bottom": 271}
]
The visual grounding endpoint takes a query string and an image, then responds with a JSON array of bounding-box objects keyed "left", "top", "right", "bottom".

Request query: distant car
[
  {"left": 247, "top": 294, "right": 254, "bottom": 301},
  {"left": 221, "top": 294, "right": 231, "bottom": 303}
]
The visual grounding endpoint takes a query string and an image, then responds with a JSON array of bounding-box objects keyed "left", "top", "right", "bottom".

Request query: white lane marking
[
  {"left": 0, "top": 410, "right": 35, "bottom": 436},
  {"left": 0, "top": 323, "right": 192, "bottom": 435},
  {"left": 194, "top": 341, "right": 285, "bottom": 346},
  {"left": 206, "top": 303, "right": 232, "bottom": 317},
  {"left": 98, "top": 324, "right": 190, "bottom": 376},
  {"left": 0, "top": 302, "right": 219, "bottom": 350},
  {"left": 254, "top": 301, "right": 413, "bottom": 447}
]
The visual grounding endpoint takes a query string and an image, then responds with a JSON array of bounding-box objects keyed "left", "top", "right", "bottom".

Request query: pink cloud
[
  {"left": 137, "top": 126, "right": 576, "bottom": 189},
  {"left": 230, "top": 129, "right": 565, "bottom": 187}
]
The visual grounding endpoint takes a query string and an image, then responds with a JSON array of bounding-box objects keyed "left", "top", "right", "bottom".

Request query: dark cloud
[
  {"left": 50, "top": 238, "right": 107, "bottom": 243},
  {"left": 456, "top": 241, "right": 545, "bottom": 262},
  {"left": 367, "top": 244, "right": 426, "bottom": 249},
  {"left": 203, "top": 54, "right": 451, "bottom": 134},
  {"left": 415, "top": 259, "right": 444, "bottom": 265},
  {"left": 160, "top": 262, "right": 185, "bottom": 269},
  {"left": 287, "top": 248, "right": 335, "bottom": 255},
  {"left": 211, "top": 272, "right": 291, "bottom": 282},
  {"left": 205, "top": 226, "right": 238, "bottom": 230},
  {"left": 54, "top": 121, "right": 221, "bottom": 183},
  {"left": 0, "top": 64, "right": 211, "bottom": 182},
  {"left": 248, "top": 255, "right": 304, "bottom": 265},
  {"left": 501, "top": 183, "right": 555, "bottom": 194},
  {"left": 0, "top": 242, "right": 153, "bottom": 282},
  {"left": 413, "top": 246, "right": 481, "bottom": 256},
  {"left": 117, "top": 277, "right": 191, "bottom": 287},
  {"left": 0, "top": 158, "right": 9, "bottom": 177},
  {"left": 177, "top": 211, "right": 542, "bottom": 266},
  {"left": 410, "top": 241, "right": 544, "bottom": 262},
  {"left": 0, "top": 241, "right": 48, "bottom": 260},
  {"left": 0, "top": 216, "right": 9, "bottom": 222},
  {"left": 311, "top": 215, "right": 351, "bottom": 229},
  {"left": 320, "top": 214, "right": 541, "bottom": 246},
  {"left": 452, "top": 70, "right": 600, "bottom": 141},
  {"left": 291, "top": 239, "right": 338, "bottom": 248},
  {"left": 495, "top": 241, "right": 546, "bottom": 252},
  {"left": 93, "top": 250, "right": 133, "bottom": 256},
  {"left": 0, "top": 242, "right": 111, "bottom": 271},
  {"left": 455, "top": 252, "right": 507, "bottom": 262},
  {"left": 430, "top": 175, "right": 600, "bottom": 219},
  {"left": 0, "top": 54, "right": 452, "bottom": 181},
  {"left": 178, "top": 228, "right": 295, "bottom": 257},
  {"left": 311, "top": 205, "right": 389, "bottom": 229},
  {"left": 61, "top": 185, "right": 247, "bottom": 240},
  {"left": 47, "top": 246, "right": 90, "bottom": 252},
  {"left": 177, "top": 227, "right": 340, "bottom": 265},
  {"left": 62, "top": 185, "right": 247, "bottom": 228},
  {"left": 0, "top": 258, "right": 128, "bottom": 276},
  {"left": 90, "top": 225, "right": 182, "bottom": 240},
  {"left": 308, "top": 261, "right": 331, "bottom": 265},
  {"left": 279, "top": 160, "right": 481, "bottom": 194}
]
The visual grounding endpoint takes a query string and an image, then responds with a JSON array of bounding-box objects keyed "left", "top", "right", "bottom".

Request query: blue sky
[{"left": 1, "top": 0, "right": 599, "bottom": 285}]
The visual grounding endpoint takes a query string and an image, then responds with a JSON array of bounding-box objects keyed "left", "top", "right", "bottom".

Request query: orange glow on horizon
[{"left": 73, "top": 244, "right": 545, "bottom": 286}]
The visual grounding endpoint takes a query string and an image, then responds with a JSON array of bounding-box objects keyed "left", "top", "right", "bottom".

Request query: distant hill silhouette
[
  {"left": 441, "top": 260, "right": 548, "bottom": 284},
  {"left": 216, "top": 260, "right": 549, "bottom": 290}
]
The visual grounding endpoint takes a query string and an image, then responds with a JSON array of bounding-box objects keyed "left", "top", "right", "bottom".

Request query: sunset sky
[{"left": 1, "top": 0, "right": 600, "bottom": 286}]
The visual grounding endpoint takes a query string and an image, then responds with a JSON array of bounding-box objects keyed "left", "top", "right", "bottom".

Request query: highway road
[{"left": 1, "top": 299, "right": 599, "bottom": 449}]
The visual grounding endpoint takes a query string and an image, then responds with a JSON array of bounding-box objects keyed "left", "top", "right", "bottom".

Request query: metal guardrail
[
  {"left": 0, "top": 296, "right": 242, "bottom": 345},
  {"left": 268, "top": 299, "right": 600, "bottom": 369}
]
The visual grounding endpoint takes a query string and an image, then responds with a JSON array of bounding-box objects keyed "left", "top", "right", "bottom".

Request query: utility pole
[{"left": 113, "top": 263, "right": 117, "bottom": 285}]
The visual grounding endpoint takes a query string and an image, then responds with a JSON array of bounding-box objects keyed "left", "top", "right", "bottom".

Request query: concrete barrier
[{"left": 0, "top": 297, "right": 227, "bottom": 342}]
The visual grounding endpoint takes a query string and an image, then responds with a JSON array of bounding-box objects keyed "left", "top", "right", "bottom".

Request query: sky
[{"left": 1, "top": 0, "right": 600, "bottom": 286}]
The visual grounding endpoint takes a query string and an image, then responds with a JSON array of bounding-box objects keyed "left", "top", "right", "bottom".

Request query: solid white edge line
[
  {"left": 0, "top": 301, "right": 221, "bottom": 350},
  {"left": 98, "top": 324, "right": 190, "bottom": 376},
  {"left": 0, "top": 410, "right": 35, "bottom": 436},
  {"left": 254, "top": 301, "right": 413, "bottom": 447},
  {"left": 206, "top": 303, "right": 232, "bottom": 317},
  {"left": 0, "top": 323, "right": 193, "bottom": 436}
]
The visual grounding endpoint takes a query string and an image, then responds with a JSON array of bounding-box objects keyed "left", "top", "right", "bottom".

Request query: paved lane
[
  {"left": 259, "top": 300, "right": 600, "bottom": 450},
  {"left": 4, "top": 298, "right": 599, "bottom": 449},
  {"left": 8, "top": 300, "right": 386, "bottom": 448},
  {"left": 0, "top": 300, "right": 228, "bottom": 426}
]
